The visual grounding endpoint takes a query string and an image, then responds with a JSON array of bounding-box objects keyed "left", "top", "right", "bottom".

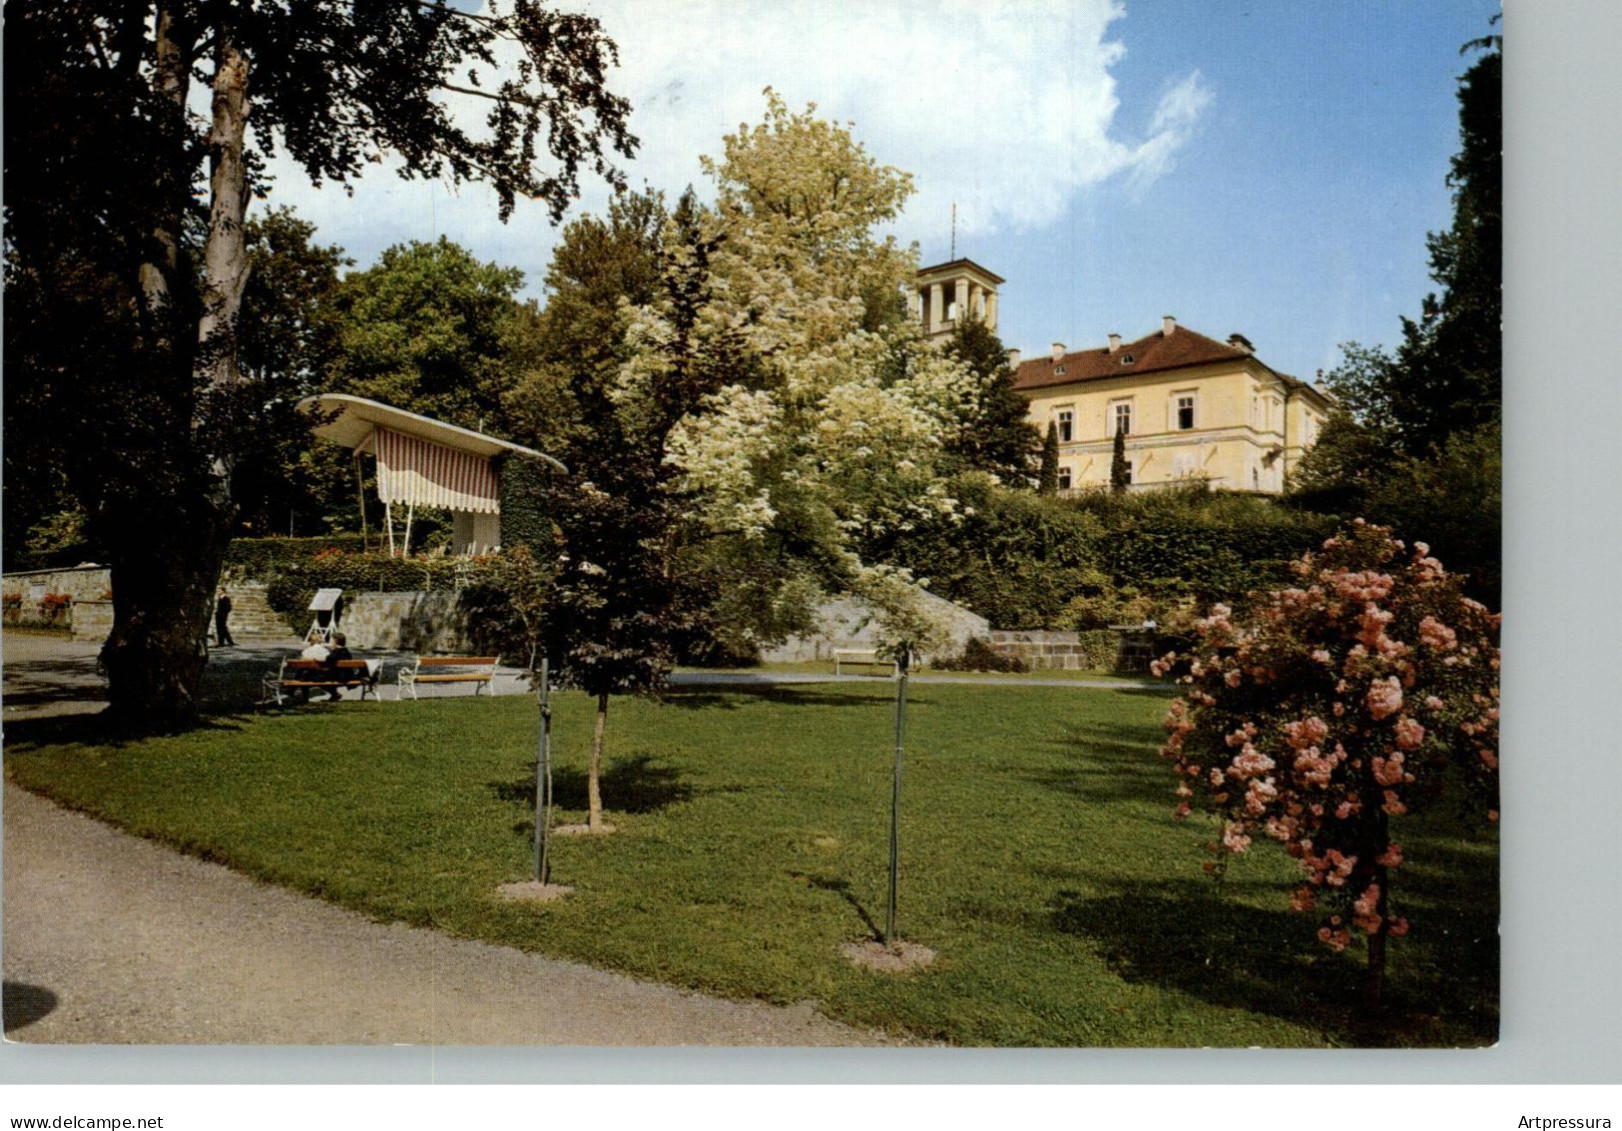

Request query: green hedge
[
  {"left": 497, "top": 454, "right": 559, "bottom": 556},
  {"left": 873, "top": 479, "right": 1336, "bottom": 632},
  {"left": 1073, "top": 629, "right": 1122, "bottom": 671},
  {"left": 223, "top": 534, "right": 368, "bottom": 580},
  {"left": 865, "top": 476, "right": 1110, "bottom": 630}
]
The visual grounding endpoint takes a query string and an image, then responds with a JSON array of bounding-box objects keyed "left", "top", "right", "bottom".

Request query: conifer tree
[
  {"left": 1038, "top": 422, "right": 1060, "bottom": 496},
  {"left": 1110, "top": 427, "right": 1130, "bottom": 495}
]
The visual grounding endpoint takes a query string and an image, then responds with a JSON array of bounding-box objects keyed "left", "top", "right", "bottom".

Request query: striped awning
[{"left": 374, "top": 427, "right": 499, "bottom": 514}]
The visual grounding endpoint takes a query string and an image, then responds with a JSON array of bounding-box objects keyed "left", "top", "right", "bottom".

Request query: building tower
[{"left": 914, "top": 258, "right": 1004, "bottom": 343}]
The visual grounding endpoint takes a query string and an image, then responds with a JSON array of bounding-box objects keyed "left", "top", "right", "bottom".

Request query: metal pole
[
  {"left": 886, "top": 645, "right": 910, "bottom": 948},
  {"left": 535, "top": 657, "right": 553, "bottom": 884},
  {"left": 353, "top": 452, "right": 368, "bottom": 553}
]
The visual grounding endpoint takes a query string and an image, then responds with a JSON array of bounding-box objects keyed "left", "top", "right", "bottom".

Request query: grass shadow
[
  {"left": 2, "top": 710, "right": 252, "bottom": 752},
  {"left": 1009, "top": 719, "right": 1170, "bottom": 807},
  {"left": 489, "top": 752, "right": 699, "bottom": 816},
  {"left": 1052, "top": 877, "right": 1497, "bottom": 1046},
  {"left": 789, "top": 870, "right": 882, "bottom": 942},
  {"left": 662, "top": 686, "right": 900, "bottom": 710}
]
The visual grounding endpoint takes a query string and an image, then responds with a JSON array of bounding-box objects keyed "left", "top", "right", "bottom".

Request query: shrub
[
  {"left": 933, "top": 636, "right": 1029, "bottom": 673},
  {"left": 1154, "top": 520, "right": 1499, "bottom": 1005},
  {"left": 872, "top": 477, "right": 1337, "bottom": 634},
  {"left": 865, "top": 474, "right": 1109, "bottom": 630}
]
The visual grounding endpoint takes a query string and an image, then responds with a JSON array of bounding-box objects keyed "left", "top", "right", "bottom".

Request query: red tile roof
[{"left": 1012, "top": 324, "right": 1263, "bottom": 392}]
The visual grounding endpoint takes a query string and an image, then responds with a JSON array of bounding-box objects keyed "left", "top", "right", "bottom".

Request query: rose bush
[{"left": 1154, "top": 520, "right": 1499, "bottom": 1003}]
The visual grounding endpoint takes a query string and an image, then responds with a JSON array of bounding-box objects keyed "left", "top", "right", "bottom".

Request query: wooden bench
[
  {"left": 263, "top": 658, "right": 381, "bottom": 705},
  {"left": 832, "top": 648, "right": 896, "bottom": 676},
  {"left": 398, "top": 655, "right": 500, "bottom": 700}
]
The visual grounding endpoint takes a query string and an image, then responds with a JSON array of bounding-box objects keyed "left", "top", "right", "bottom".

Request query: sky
[{"left": 261, "top": 0, "right": 1503, "bottom": 386}]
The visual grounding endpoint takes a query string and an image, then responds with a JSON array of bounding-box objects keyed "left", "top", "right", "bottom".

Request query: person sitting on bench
[{"left": 321, "top": 633, "right": 354, "bottom": 702}]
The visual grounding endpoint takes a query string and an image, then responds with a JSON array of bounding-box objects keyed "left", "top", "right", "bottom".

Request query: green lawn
[{"left": 3, "top": 684, "right": 1498, "bottom": 1047}]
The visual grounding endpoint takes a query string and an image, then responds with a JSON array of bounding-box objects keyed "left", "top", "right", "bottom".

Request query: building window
[
  {"left": 1175, "top": 394, "right": 1196, "bottom": 430},
  {"left": 1111, "top": 401, "right": 1133, "bottom": 436},
  {"left": 1057, "top": 467, "right": 1072, "bottom": 490},
  {"left": 1122, "top": 460, "right": 1133, "bottom": 486},
  {"left": 1056, "top": 408, "right": 1074, "bottom": 443}
]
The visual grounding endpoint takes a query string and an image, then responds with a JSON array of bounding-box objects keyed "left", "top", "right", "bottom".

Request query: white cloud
[{"left": 254, "top": 0, "right": 1211, "bottom": 291}]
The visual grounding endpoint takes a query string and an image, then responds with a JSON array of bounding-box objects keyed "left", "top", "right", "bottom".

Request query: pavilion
[{"left": 298, "top": 394, "right": 565, "bottom": 557}]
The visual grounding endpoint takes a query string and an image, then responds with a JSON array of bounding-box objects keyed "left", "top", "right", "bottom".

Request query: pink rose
[
  {"left": 1393, "top": 715, "right": 1426, "bottom": 750},
  {"left": 1366, "top": 676, "right": 1403, "bottom": 720}
]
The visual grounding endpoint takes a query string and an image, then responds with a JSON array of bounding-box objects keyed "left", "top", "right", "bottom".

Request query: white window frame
[
  {"left": 1122, "top": 459, "right": 1134, "bottom": 486},
  {"left": 1172, "top": 391, "right": 1197, "bottom": 431},
  {"left": 1057, "top": 466, "right": 1073, "bottom": 491},
  {"left": 1109, "top": 398, "right": 1134, "bottom": 436},
  {"left": 1055, "top": 407, "right": 1074, "bottom": 444}
]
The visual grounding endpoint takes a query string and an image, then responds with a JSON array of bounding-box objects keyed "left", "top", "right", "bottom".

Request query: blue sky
[{"left": 263, "top": 0, "right": 1502, "bottom": 386}]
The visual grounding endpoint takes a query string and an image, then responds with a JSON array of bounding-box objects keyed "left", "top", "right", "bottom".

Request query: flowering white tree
[{"left": 619, "top": 91, "right": 976, "bottom": 636}]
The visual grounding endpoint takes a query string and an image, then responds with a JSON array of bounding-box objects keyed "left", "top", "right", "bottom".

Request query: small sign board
[{"left": 309, "top": 587, "right": 343, "bottom": 613}]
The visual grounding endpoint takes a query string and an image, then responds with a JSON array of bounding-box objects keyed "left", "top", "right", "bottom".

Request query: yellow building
[{"left": 1010, "top": 316, "right": 1333, "bottom": 494}]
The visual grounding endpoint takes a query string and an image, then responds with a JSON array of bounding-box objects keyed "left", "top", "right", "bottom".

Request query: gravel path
[{"left": 1, "top": 781, "right": 895, "bottom": 1045}]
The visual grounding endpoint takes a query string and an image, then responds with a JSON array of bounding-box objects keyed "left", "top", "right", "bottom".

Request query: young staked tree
[
  {"left": 3, "top": 1, "right": 634, "bottom": 727},
  {"left": 536, "top": 190, "right": 730, "bottom": 833}
]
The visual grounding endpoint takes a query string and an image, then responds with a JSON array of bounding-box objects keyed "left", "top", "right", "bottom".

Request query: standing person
[{"left": 214, "top": 588, "right": 235, "bottom": 647}]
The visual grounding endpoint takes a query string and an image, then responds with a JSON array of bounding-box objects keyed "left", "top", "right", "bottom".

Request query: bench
[
  {"left": 263, "top": 658, "right": 381, "bottom": 705},
  {"left": 398, "top": 655, "right": 500, "bottom": 700},
  {"left": 832, "top": 648, "right": 896, "bottom": 676}
]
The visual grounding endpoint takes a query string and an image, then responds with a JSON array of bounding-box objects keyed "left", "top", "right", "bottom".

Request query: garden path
[{"left": 1, "top": 780, "right": 897, "bottom": 1046}]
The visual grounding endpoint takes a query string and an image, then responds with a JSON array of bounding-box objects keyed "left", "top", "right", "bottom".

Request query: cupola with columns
[{"left": 913, "top": 258, "right": 1004, "bottom": 343}]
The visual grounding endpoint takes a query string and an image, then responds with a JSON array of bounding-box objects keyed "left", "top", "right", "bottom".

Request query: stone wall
[
  {"left": 337, "top": 591, "right": 471, "bottom": 653},
  {"left": 988, "top": 629, "right": 1123, "bottom": 671},
  {"left": 2, "top": 566, "right": 111, "bottom": 632},
  {"left": 2, "top": 566, "right": 478, "bottom": 653},
  {"left": 761, "top": 590, "right": 989, "bottom": 665},
  {"left": 70, "top": 600, "right": 115, "bottom": 643}
]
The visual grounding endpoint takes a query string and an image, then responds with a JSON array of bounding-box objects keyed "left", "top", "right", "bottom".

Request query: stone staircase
[{"left": 221, "top": 582, "right": 297, "bottom": 641}]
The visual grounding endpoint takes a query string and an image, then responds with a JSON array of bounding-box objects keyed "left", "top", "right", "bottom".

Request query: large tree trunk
[
  {"left": 588, "top": 691, "right": 608, "bottom": 832},
  {"left": 102, "top": 504, "right": 231, "bottom": 725},
  {"left": 103, "top": 20, "right": 251, "bottom": 728},
  {"left": 196, "top": 33, "right": 252, "bottom": 399}
]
